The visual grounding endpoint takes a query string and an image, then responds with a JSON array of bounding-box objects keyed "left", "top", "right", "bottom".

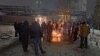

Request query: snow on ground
[
  {"left": 91, "top": 29, "right": 100, "bottom": 35},
  {"left": 0, "top": 25, "right": 100, "bottom": 56},
  {"left": 88, "top": 29, "right": 100, "bottom": 49}
]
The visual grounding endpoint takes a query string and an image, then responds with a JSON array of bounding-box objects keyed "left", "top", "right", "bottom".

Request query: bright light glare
[{"left": 35, "top": 15, "right": 47, "bottom": 26}]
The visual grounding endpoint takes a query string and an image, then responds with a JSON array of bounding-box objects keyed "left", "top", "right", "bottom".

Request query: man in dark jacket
[
  {"left": 18, "top": 21, "right": 30, "bottom": 52},
  {"left": 30, "top": 21, "right": 46, "bottom": 56},
  {"left": 14, "top": 22, "right": 18, "bottom": 37},
  {"left": 72, "top": 23, "right": 79, "bottom": 41}
]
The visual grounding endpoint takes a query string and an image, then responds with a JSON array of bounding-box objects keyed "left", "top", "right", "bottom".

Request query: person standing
[
  {"left": 79, "top": 21, "right": 90, "bottom": 48},
  {"left": 14, "top": 21, "right": 18, "bottom": 37},
  {"left": 18, "top": 21, "right": 30, "bottom": 52},
  {"left": 73, "top": 23, "right": 79, "bottom": 41},
  {"left": 47, "top": 21, "right": 52, "bottom": 42},
  {"left": 30, "top": 21, "right": 46, "bottom": 56},
  {"left": 41, "top": 22, "right": 47, "bottom": 38}
]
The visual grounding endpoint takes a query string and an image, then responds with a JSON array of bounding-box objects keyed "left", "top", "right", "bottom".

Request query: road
[
  {"left": 0, "top": 25, "right": 100, "bottom": 56},
  {"left": 0, "top": 40, "right": 100, "bottom": 56}
]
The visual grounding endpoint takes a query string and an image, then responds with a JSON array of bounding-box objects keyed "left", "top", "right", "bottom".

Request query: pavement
[
  {"left": 0, "top": 32, "right": 18, "bottom": 51},
  {"left": 0, "top": 25, "right": 100, "bottom": 56},
  {"left": 0, "top": 39, "right": 100, "bottom": 56},
  {"left": 0, "top": 25, "right": 18, "bottom": 51}
]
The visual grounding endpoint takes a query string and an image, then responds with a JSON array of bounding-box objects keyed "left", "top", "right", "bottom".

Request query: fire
[{"left": 51, "top": 30, "right": 62, "bottom": 42}]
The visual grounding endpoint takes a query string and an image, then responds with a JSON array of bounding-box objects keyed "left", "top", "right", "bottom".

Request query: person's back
[
  {"left": 30, "top": 22, "right": 42, "bottom": 39},
  {"left": 30, "top": 21, "right": 46, "bottom": 55},
  {"left": 18, "top": 21, "right": 30, "bottom": 40},
  {"left": 14, "top": 22, "right": 18, "bottom": 30},
  {"left": 47, "top": 22, "right": 52, "bottom": 36},
  {"left": 19, "top": 21, "right": 29, "bottom": 52},
  {"left": 17, "top": 22, "right": 23, "bottom": 35},
  {"left": 79, "top": 23, "right": 90, "bottom": 37},
  {"left": 22, "top": 21, "right": 29, "bottom": 36},
  {"left": 41, "top": 22, "right": 46, "bottom": 30},
  {"left": 14, "top": 22, "right": 19, "bottom": 37},
  {"left": 79, "top": 22, "right": 90, "bottom": 48},
  {"left": 47, "top": 22, "right": 51, "bottom": 30},
  {"left": 74, "top": 24, "right": 79, "bottom": 34}
]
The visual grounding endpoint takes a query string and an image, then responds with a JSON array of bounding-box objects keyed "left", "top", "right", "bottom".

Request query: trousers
[{"left": 33, "top": 37, "right": 44, "bottom": 55}]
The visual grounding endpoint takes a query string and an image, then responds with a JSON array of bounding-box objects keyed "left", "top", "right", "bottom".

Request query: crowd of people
[
  {"left": 14, "top": 20, "right": 46, "bottom": 56},
  {"left": 69, "top": 21, "right": 90, "bottom": 48},
  {"left": 14, "top": 20, "right": 90, "bottom": 56}
]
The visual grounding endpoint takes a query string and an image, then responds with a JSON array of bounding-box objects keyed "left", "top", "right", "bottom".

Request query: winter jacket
[{"left": 79, "top": 24, "right": 90, "bottom": 37}]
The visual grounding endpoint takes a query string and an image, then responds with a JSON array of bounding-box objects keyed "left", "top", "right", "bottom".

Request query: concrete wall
[{"left": 0, "top": 16, "right": 35, "bottom": 25}]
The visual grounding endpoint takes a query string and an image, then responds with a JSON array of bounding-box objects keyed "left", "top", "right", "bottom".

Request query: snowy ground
[
  {"left": 0, "top": 25, "right": 100, "bottom": 56},
  {"left": 0, "top": 40, "right": 100, "bottom": 56},
  {"left": 88, "top": 29, "right": 100, "bottom": 49}
]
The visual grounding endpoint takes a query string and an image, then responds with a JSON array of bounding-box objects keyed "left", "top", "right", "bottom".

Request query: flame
[{"left": 51, "top": 30, "right": 62, "bottom": 42}]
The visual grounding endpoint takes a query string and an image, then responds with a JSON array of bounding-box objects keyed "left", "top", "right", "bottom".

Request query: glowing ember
[{"left": 51, "top": 30, "right": 62, "bottom": 42}]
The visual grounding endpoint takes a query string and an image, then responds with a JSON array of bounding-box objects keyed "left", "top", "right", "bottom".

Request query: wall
[{"left": 0, "top": 15, "right": 35, "bottom": 25}]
